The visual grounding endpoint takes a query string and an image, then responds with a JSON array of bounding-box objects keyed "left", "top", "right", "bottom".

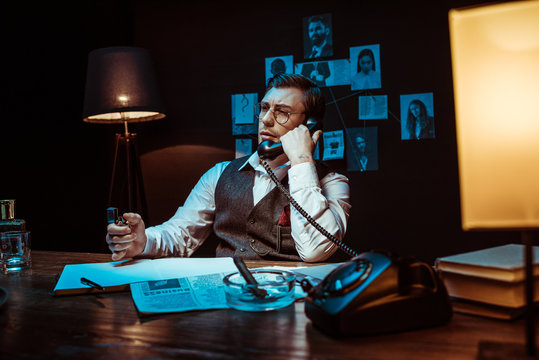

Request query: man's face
[
  {"left": 258, "top": 87, "right": 306, "bottom": 144},
  {"left": 356, "top": 137, "right": 366, "bottom": 153},
  {"left": 308, "top": 21, "right": 328, "bottom": 47}
]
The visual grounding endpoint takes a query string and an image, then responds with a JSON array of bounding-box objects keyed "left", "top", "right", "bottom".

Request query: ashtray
[{"left": 223, "top": 269, "right": 296, "bottom": 311}]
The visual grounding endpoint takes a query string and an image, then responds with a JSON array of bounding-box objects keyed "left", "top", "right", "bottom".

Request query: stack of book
[{"left": 435, "top": 244, "right": 539, "bottom": 320}]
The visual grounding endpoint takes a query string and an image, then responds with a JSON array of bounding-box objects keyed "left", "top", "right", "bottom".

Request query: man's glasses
[{"left": 254, "top": 102, "right": 304, "bottom": 125}]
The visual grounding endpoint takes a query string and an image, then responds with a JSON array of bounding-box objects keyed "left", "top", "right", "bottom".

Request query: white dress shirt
[{"left": 143, "top": 152, "right": 351, "bottom": 262}]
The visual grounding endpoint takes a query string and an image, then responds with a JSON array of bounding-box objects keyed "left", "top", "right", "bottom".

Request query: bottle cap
[{"left": 0, "top": 200, "right": 15, "bottom": 220}]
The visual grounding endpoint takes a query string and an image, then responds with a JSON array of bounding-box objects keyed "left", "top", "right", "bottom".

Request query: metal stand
[
  {"left": 523, "top": 231, "right": 536, "bottom": 357},
  {"left": 107, "top": 123, "right": 148, "bottom": 222}
]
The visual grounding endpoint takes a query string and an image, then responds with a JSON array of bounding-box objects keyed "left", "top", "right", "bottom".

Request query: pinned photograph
[
  {"left": 235, "top": 138, "right": 253, "bottom": 159},
  {"left": 265, "top": 56, "right": 293, "bottom": 85},
  {"left": 295, "top": 59, "right": 350, "bottom": 87},
  {"left": 350, "top": 44, "right": 382, "bottom": 90},
  {"left": 231, "top": 93, "right": 258, "bottom": 135},
  {"left": 400, "top": 92, "right": 435, "bottom": 140},
  {"left": 303, "top": 13, "right": 333, "bottom": 59},
  {"left": 322, "top": 130, "right": 344, "bottom": 160},
  {"left": 346, "top": 127, "right": 378, "bottom": 172},
  {"left": 358, "top": 95, "right": 387, "bottom": 120}
]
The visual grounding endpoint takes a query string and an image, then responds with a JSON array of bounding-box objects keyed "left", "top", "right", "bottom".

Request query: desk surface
[{"left": 0, "top": 251, "right": 533, "bottom": 359}]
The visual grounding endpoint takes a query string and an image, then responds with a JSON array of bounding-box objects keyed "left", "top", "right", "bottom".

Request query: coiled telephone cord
[{"left": 260, "top": 159, "right": 359, "bottom": 258}]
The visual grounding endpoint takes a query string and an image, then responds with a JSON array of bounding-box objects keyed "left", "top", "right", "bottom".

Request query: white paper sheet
[{"left": 53, "top": 257, "right": 237, "bottom": 293}]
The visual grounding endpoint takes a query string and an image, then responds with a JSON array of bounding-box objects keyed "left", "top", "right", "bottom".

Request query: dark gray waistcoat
[
  {"left": 213, "top": 156, "right": 298, "bottom": 260},
  {"left": 212, "top": 156, "right": 329, "bottom": 260}
]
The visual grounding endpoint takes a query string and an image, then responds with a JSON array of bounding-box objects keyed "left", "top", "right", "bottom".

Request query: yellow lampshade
[{"left": 449, "top": 0, "right": 539, "bottom": 230}]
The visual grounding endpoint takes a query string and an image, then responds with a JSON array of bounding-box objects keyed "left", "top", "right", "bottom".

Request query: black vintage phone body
[
  {"left": 303, "top": 251, "right": 452, "bottom": 337},
  {"left": 257, "top": 118, "right": 320, "bottom": 160}
]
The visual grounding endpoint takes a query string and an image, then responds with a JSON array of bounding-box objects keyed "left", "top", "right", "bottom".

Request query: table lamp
[
  {"left": 82, "top": 46, "right": 166, "bottom": 220},
  {"left": 449, "top": 0, "right": 539, "bottom": 357}
]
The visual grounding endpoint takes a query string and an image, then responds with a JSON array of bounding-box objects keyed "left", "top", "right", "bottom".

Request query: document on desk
[
  {"left": 130, "top": 273, "right": 230, "bottom": 314},
  {"left": 52, "top": 257, "right": 237, "bottom": 296}
]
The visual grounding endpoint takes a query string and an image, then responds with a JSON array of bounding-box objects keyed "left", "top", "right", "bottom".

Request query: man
[
  {"left": 300, "top": 61, "right": 331, "bottom": 87},
  {"left": 106, "top": 74, "right": 350, "bottom": 262},
  {"left": 355, "top": 136, "right": 369, "bottom": 172},
  {"left": 270, "top": 58, "right": 286, "bottom": 77},
  {"left": 306, "top": 15, "right": 333, "bottom": 59}
]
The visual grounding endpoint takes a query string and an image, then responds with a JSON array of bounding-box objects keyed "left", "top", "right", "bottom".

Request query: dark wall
[{"left": 2, "top": 0, "right": 517, "bottom": 262}]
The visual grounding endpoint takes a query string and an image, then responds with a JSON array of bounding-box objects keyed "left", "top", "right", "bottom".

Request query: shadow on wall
[{"left": 141, "top": 145, "right": 234, "bottom": 226}]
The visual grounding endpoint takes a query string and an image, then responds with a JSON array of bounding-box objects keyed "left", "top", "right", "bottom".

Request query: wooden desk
[{"left": 0, "top": 251, "right": 533, "bottom": 359}]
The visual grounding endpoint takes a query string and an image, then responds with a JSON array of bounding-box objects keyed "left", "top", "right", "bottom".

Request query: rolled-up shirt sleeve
[
  {"left": 288, "top": 162, "right": 351, "bottom": 262},
  {"left": 141, "top": 161, "right": 230, "bottom": 258}
]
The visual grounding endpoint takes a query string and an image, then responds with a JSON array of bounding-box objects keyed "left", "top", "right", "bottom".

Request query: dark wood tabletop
[{"left": 0, "top": 251, "right": 534, "bottom": 359}]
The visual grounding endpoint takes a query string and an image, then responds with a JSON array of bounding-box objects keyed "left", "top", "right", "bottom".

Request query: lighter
[{"left": 106, "top": 207, "right": 128, "bottom": 226}]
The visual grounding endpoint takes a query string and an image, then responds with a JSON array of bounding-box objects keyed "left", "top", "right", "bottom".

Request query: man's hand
[
  {"left": 106, "top": 212, "right": 147, "bottom": 261},
  {"left": 280, "top": 124, "right": 322, "bottom": 166}
]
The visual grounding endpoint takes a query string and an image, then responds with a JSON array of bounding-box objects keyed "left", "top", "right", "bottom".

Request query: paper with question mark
[{"left": 232, "top": 93, "right": 257, "bottom": 125}]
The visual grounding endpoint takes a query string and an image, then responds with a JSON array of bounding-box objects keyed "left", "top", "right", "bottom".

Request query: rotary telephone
[{"left": 257, "top": 122, "right": 452, "bottom": 337}]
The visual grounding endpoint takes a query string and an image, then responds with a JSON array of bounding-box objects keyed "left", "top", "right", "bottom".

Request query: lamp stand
[
  {"left": 107, "top": 122, "right": 148, "bottom": 223},
  {"left": 477, "top": 231, "right": 537, "bottom": 359},
  {"left": 523, "top": 231, "right": 536, "bottom": 357}
]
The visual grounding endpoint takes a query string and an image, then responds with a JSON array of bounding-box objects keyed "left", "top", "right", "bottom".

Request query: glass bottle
[{"left": 0, "top": 199, "right": 26, "bottom": 233}]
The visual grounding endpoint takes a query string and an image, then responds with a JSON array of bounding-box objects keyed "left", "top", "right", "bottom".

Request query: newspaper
[{"left": 130, "top": 273, "right": 230, "bottom": 314}]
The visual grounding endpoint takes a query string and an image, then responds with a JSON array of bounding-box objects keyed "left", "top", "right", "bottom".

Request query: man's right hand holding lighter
[{"left": 106, "top": 212, "right": 147, "bottom": 261}]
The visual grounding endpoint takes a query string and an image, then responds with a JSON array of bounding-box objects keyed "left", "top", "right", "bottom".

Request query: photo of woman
[
  {"left": 350, "top": 45, "right": 381, "bottom": 90},
  {"left": 400, "top": 93, "right": 436, "bottom": 140}
]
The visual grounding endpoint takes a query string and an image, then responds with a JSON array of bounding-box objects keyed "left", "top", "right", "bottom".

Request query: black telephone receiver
[{"left": 257, "top": 118, "right": 321, "bottom": 160}]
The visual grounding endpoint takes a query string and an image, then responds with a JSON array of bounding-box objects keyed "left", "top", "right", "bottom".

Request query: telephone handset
[
  {"left": 257, "top": 118, "right": 321, "bottom": 160},
  {"left": 256, "top": 119, "right": 452, "bottom": 337}
]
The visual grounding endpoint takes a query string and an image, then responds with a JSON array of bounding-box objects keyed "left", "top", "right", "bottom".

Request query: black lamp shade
[{"left": 82, "top": 46, "right": 166, "bottom": 123}]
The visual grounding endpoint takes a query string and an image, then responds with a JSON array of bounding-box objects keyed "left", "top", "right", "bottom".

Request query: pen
[
  {"left": 233, "top": 256, "right": 267, "bottom": 298},
  {"left": 80, "top": 277, "right": 104, "bottom": 291}
]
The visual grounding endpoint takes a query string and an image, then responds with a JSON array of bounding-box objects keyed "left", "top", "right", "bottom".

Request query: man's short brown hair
[{"left": 266, "top": 73, "right": 325, "bottom": 123}]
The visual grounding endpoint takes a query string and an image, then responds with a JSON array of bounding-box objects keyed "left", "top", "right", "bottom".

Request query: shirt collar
[
  {"left": 239, "top": 152, "right": 290, "bottom": 178},
  {"left": 238, "top": 152, "right": 259, "bottom": 171}
]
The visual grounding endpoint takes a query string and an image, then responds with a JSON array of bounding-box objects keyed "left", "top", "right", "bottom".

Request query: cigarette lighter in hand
[{"left": 106, "top": 207, "right": 128, "bottom": 226}]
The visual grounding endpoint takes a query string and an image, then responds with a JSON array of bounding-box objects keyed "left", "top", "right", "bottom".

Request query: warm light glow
[
  {"left": 85, "top": 111, "right": 165, "bottom": 123},
  {"left": 450, "top": 0, "right": 539, "bottom": 230},
  {"left": 118, "top": 95, "right": 129, "bottom": 104}
]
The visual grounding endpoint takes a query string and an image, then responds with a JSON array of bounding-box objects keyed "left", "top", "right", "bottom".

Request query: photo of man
[
  {"left": 303, "top": 14, "right": 334, "bottom": 59},
  {"left": 298, "top": 61, "right": 331, "bottom": 87},
  {"left": 346, "top": 127, "right": 378, "bottom": 172},
  {"left": 296, "top": 59, "right": 350, "bottom": 88},
  {"left": 265, "top": 55, "right": 293, "bottom": 85}
]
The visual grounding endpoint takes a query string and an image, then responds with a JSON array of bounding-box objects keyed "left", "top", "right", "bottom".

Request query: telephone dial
[{"left": 257, "top": 121, "right": 452, "bottom": 337}]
